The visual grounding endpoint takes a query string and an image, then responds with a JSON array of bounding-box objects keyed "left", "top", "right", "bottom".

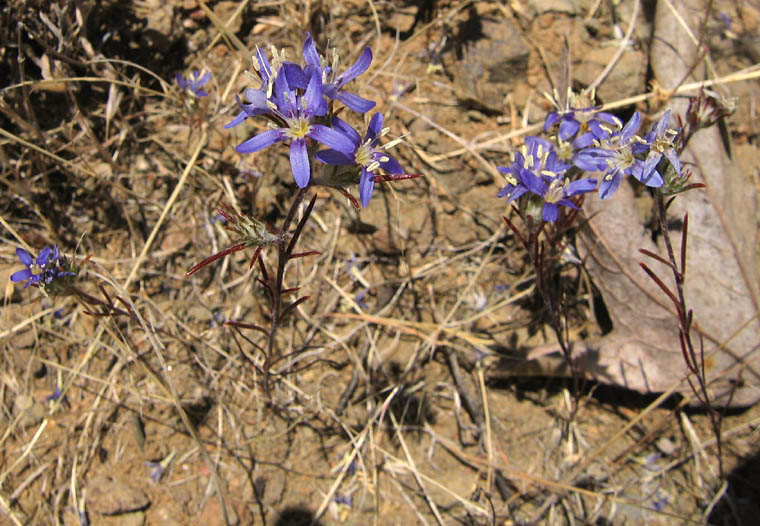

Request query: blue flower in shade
[
  {"left": 639, "top": 109, "right": 681, "bottom": 183},
  {"left": 176, "top": 70, "right": 210, "bottom": 98},
  {"left": 10, "top": 245, "right": 74, "bottom": 289},
  {"left": 44, "top": 386, "right": 62, "bottom": 402},
  {"left": 525, "top": 172, "right": 597, "bottom": 222},
  {"left": 544, "top": 89, "right": 622, "bottom": 149},
  {"left": 335, "top": 493, "right": 353, "bottom": 506},
  {"left": 302, "top": 33, "right": 375, "bottom": 113},
  {"left": 233, "top": 67, "right": 355, "bottom": 188},
  {"left": 315, "top": 113, "right": 403, "bottom": 207},
  {"left": 544, "top": 108, "right": 621, "bottom": 149},
  {"left": 145, "top": 461, "right": 166, "bottom": 484},
  {"left": 575, "top": 112, "right": 661, "bottom": 199},
  {"left": 498, "top": 136, "right": 560, "bottom": 202},
  {"left": 498, "top": 136, "right": 596, "bottom": 222}
]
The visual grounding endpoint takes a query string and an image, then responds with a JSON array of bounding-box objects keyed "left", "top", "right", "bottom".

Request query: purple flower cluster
[
  {"left": 544, "top": 89, "right": 621, "bottom": 150},
  {"left": 225, "top": 34, "right": 402, "bottom": 206},
  {"left": 505, "top": 106, "right": 682, "bottom": 216},
  {"left": 498, "top": 136, "right": 597, "bottom": 222},
  {"left": 10, "top": 245, "right": 74, "bottom": 289}
]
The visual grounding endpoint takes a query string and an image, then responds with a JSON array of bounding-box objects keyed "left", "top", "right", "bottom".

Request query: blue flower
[
  {"left": 10, "top": 245, "right": 74, "bottom": 289},
  {"left": 544, "top": 89, "right": 621, "bottom": 148},
  {"left": 525, "top": 172, "right": 597, "bottom": 222},
  {"left": 233, "top": 66, "right": 355, "bottom": 188},
  {"left": 335, "top": 493, "right": 353, "bottom": 506},
  {"left": 145, "top": 461, "right": 166, "bottom": 484},
  {"left": 575, "top": 112, "right": 661, "bottom": 199},
  {"left": 498, "top": 136, "right": 565, "bottom": 202},
  {"left": 225, "top": 47, "right": 297, "bottom": 129},
  {"left": 545, "top": 108, "right": 621, "bottom": 148},
  {"left": 315, "top": 113, "right": 403, "bottom": 207},
  {"left": 302, "top": 33, "right": 375, "bottom": 113},
  {"left": 176, "top": 70, "right": 210, "bottom": 98},
  {"left": 44, "top": 386, "right": 62, "bottom": 402},
  {"left": 498, "top": 136, "right": 595, "bottom": 221},
  {"left": 639, "top": 109, "right": 681, "bottom": 183}
]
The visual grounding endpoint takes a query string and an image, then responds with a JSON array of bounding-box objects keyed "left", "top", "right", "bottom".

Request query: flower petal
[
  {"left": 654, "top": 109, "right": 672, "bottom": 135},
  {"left": 303, "top": 69, "right": 325, "bottom": 116},
  {"left": 315, "top": 149, "right": 354, "bottom": 165},
  {"left": 236, "top": 129, "right": 285, "bottom": 153},
  {"left": 255, "top": 47, "right": 273, "bottom": 83},
  {"left": 302, "top": 33, "right": 321, "bottom": 69},
  {"left": 367, "top": 113, "right": 384, "bottom": 139},
  {"left": 16, "top": 247, "right": 33, "bottom": 267},
  {"left": 544, "top": 111, "right": 561, "bottom": 130},
  {"left": 636, "top": 166, "right": 664, "bottom": 187},
  {"left": 499, "top": 184, "right": 528, "bottom": 202},
  {"left": 641, "top": 151, "right": 663, "bottom": 182},
  {"left": 542, "top": 203, "right": 559, "bottom": 222},
  {"left": 330, "top": 116, "right": 361, "bottom": 145},
  {"left": 335, "top": 91, "right": 376, "bottom": 113},
  {"left": 620, "top": 112, "right": 641, "bottom": 142},
  {"left": 309, "top": 124, "right": 356, "bottom": 153},
  {"left": 194, "top": 72, "right": 211, "bottom": 88},
  {"left": 557, "top": 198, "right": 580, "bottom": 210},
  {"left": 289, "top": 139, "right": 311, "bottom": 187},
  {"left": 598, "top": 172, "right": 623, "bottom": 199},
  {"left": 566, "top": 178, "right": 598, "bottom": 196},
  {"left": 10, "top": 268, "right": 32, "bottom": 282},
  {"left": 282, "top": 63, "right": 308, "bottom": 90},
  {"left": 378, "top": 154, "right": 403, "bottom": 175},
  {"left": 594, "top": 112, "right": 622, "bottom": 128},
  {"left": 520, "top": 168, "right": 545, "bottom": 195},
  {"left": 37, "top": 246, "right": 52, "bottom": 267},
  {"left": 359, "top": 167, "right": 375, "bottom": 208},
  {"left": 664, "top": 147, "right": 681, "bottom": 176},
  {"left": 558, "top": 118, "right": 580, "bottom": 141},
  {"left": 336, "top": 47, "right": 372, "bottom": 86}
]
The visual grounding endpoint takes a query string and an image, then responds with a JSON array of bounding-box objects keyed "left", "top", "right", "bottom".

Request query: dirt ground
[{"left": 2, "top": 1, "right": 760, "bottom": 525}]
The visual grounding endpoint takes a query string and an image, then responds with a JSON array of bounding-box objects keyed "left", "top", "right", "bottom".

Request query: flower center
[
  {"left": 652, "top": 130, "right": 677, "bottom": 153},
  {"left": 544, "top": 177, "right": 566, "bottom": 204},
  {"left": 355, "top": 141, "right": 375, "bottom": 166},
  {"left": 286, "top": 116, "right": 312, "bottom": 139},
  {"left": 608, "top": 145, "right": 635, "bottom": 173}
]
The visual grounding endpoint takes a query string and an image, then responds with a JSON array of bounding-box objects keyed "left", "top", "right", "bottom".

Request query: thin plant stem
[
  {"left": 654, "top": 193, "right": 725, "bottom": 478},
  {"left": 264, "top": 186, "right": 309, "bottom": 394}
]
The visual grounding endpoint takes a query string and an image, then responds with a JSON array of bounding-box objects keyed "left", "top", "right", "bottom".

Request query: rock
[
  {"left": 530, "top": 0, "right": 577, "bottom": 16},
  {"left": 199, "top": 498, "right": 239, "bottom": 526},
  {"left": 656, "top": 437, "right": 677, "bottom": 457},
  {"left": 86, "top": 474, "right": 150, "bottom": 515},
  {"left": 573, "top": 44, "right": 647, "bottom": 103},
  {"left": 13, "top": 393, "right": 45, "bottom": 430},
  {"left": 92, "top": 511, "right": 146, "bottom": 526},
  {"left": 449, "top": 16, "right": 531, "bottom": 113}
]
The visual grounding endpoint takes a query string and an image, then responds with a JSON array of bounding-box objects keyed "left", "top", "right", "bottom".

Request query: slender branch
[
  {"left": 654, "top": 194, "right": 724, "bottom": 477},
  {"left": 264, "top": 187, "right": 310, "bottom": 393}
]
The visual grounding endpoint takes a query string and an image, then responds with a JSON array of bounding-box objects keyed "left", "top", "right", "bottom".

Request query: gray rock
[
  {"left": 530, "top": 0, "right": 578, "bottom": 16},
  {"left": 449, "top": 17, "right": 531, "bottom": 113},
  {"left": 86, "top": 474, "right": 150, "bottom": 515}
]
